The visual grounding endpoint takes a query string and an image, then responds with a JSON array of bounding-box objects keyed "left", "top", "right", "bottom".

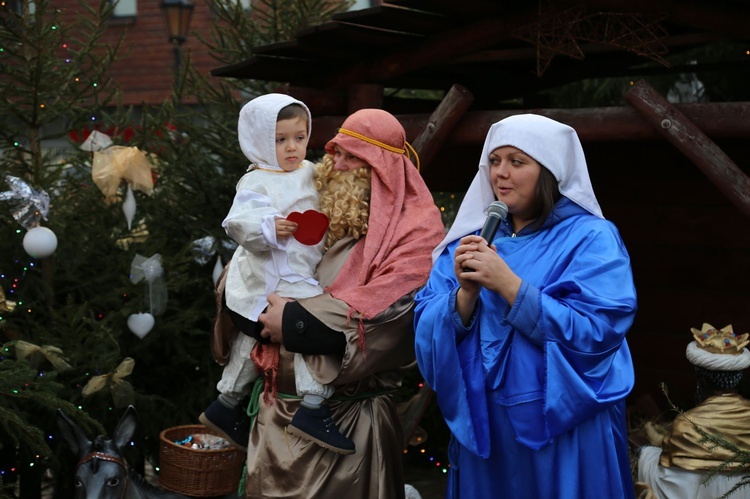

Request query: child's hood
[{"left": 237, "top": 93, "right": 311, "bottom": 171}]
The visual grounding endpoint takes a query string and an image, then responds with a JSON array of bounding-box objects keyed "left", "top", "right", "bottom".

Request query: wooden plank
[
  {"left": 630, "top": 288, "right": 750, "bottom": 334},
  {"left": 347, "top": 83, "right": 384, "bottom": 113},
  {"left": 324, "top": 11, "right": 538, "bottom": 90},
  {"left": 294, "top": 20, "right": 421, "bottom": 52},
  {"left": 305, "top": 102, "right": 750, "bottom": 149},
  {"left": 625, "top": 79, "right": 750, "bottom": 218},
  {"left": 386, "top": 0, "right": 506, "bottom": 17},
  {"left": 332, "top": 4, "right": 448, "bottom": 35},
  {"left": 410, "top": 84, "right": 474, "bottom": 171},
  {"left": 210, "top": 55, "right": 336, "bottom": 86},
  {"left": 251, "top": 23, "right": 422, "bottom": 61},
  {"left": 285, "top": 86, "right": 346, "bottom": 116}
]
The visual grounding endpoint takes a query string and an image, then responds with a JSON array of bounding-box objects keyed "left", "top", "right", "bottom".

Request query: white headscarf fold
[{"left": 433, "top": 114, "right": 603, "bottom": 262}]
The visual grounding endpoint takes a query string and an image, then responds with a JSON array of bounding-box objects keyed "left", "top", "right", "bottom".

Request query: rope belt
[
  {"left": 337, "top": 127, "right": 421, "bottom": 171},
  {"left": 245, "top": 376, "right": 398, "bottom": 429}
]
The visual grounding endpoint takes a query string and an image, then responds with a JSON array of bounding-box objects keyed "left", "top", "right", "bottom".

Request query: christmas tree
[{"left": 0, "top": 0, "right": 350, "bottom": 496}]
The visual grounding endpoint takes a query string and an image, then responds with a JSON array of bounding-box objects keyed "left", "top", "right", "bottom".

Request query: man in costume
[
  {"left": 638, "top": 323, "right": 750, "bottom": 499},
  {"left": 212, "top": 108, "right": 445, "bottom": 498}
]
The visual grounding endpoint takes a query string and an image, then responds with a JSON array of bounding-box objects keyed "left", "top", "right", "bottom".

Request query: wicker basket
[{"left": 159, "top": 424, "right": 245, "bottom": 497}]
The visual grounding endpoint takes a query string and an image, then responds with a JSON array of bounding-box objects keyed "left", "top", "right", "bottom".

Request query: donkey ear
[
  {"left": 112, "top": 405, "right": 138, "bottom": 450},
  {"left": 56, "top": 409, "right": 91, "bottom": 458}
]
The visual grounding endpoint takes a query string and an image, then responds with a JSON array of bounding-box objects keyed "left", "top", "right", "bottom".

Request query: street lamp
[{"left": 160, "top": 0, "right": 194, "bottom": 91}]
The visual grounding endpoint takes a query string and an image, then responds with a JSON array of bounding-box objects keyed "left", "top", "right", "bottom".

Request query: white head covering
[
  {"left": 237, "top": 93, "right": 312, "bottom": 172},
  {"left": 432, "top": 113, "right": 603, "bottom": 262},
  {"left": 686, "top": 341, "right": 750, "bottom": 371},
  {"left": 686, "top": 324, "right": 750, "bottom": 371}
]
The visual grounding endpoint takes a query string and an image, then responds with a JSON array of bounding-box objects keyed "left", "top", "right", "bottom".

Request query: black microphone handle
[{"left": 478, "top": 213, "right": 502, "bottom": 244}]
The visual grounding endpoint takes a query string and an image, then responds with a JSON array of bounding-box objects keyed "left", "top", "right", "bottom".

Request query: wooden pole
[
  {"left": 398, "top": 85, "right": 475, "bottom": 446},
  {"left": 625, "top": 79, "right": 750, "bottom": 217},
  {"left": 411, "top": 84, "right": 474, "bottom": 171}
]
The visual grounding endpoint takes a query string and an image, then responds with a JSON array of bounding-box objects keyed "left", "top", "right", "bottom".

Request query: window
[
  {"left": 112, "top": 0, "right": 136, "bottom": 18},
  {"left": 347, "top": 0, "right": 371, "bottom": 10}
]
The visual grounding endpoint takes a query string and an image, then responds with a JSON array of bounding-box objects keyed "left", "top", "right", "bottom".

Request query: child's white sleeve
[{"left": 222, "top": 190, "right": 289, "bottom": 252}]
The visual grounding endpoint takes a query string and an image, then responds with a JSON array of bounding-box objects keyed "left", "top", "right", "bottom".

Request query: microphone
[
  {"left": 463, "top": 201, "right": 508, "bottom": 272},
  {"left": 478, "top": 201, "right": 508, "bottom": 244}
]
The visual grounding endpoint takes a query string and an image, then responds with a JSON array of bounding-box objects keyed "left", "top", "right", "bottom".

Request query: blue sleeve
[
  {"left": 414, "top": 243, "right": 491, "bottom": 458},
  {"left": 503, "top": 222, "right": 637, "bottom": 445}
]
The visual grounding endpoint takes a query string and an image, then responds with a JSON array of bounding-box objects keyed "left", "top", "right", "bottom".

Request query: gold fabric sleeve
[{"left": 659, "top": 393, "right": 750, "bottom": 471}]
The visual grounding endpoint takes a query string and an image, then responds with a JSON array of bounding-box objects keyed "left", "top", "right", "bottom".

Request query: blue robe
[{"left": 415, "top": 198, "right": 637, "bottom": 498}]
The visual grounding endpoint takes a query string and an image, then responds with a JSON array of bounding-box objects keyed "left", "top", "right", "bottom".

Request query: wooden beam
[
  {"left": 308, "top": 102, "right": 750, "bottom": 149},
  {"left": 411, "top": 84, "right": 474, "bottom": 171},
  {"left": 625, "top": 79, "right": 750, "bottom": 217},
  {"left": 322, "top": 12, "right": 535, "bottom": 90},
  {"left": 284, "top": 86, "right": 346, "bottom": 116},
  {"left": 347, "top": 83, "right": 384, "bottom": 114}
]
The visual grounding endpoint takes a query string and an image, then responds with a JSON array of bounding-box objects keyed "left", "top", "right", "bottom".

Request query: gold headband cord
[{"left": 337, "top": 128, "right": 421, "bottom": 171}]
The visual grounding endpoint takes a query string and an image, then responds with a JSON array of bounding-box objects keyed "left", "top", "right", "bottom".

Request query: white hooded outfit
[{"left": 218, "top": 94, "right": 331, "bottom": 400}]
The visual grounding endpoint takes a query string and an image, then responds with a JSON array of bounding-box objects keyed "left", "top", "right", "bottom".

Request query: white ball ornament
[
  {"left": 23, "top": 226, "right": 58, "bottom": 258},
  {"left": 127, "top": 312, "right": 155, "bottom": 339}
]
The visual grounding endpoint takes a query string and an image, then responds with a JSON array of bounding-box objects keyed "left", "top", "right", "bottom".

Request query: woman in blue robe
[{"left": 414, "top": 114, "right": 637, "bottom": 498}]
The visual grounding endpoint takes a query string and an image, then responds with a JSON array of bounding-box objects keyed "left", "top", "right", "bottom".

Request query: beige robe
[{"left": 240, "top": 236, "right": 417, "bottom": 499}]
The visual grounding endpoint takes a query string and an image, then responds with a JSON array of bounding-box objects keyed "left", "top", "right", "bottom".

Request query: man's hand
[{"left": 258, "top": 293, "right": 294, "bottom": 343}]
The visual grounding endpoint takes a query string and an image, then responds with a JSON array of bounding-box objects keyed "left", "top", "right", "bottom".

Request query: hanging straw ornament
[
  {"left": 127, "top": 253, "right": 167, "bottom": 338},
  {"left": 84, "top": 131, "right": 154, "bottom": 229},
  {"left": 14, "top": 340, "right": 72, "bottom": 371},
  {"left": 81, "top": 357, "right": 136, "bottom": 408},
  {"left": 91, "top": 145, "right": 154, "bottom": 200},
  {"left": 0, "top": 287, "right": 17, "bottom": 314}
]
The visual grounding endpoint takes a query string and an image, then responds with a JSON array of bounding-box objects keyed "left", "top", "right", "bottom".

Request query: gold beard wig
[{"left": 315, "top": 154, "right": 371, "bottom": 249}]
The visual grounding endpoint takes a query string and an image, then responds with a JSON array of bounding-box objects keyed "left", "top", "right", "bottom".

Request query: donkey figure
[{"left": 57, "top": 405, "right": 188, "bottom": 499}]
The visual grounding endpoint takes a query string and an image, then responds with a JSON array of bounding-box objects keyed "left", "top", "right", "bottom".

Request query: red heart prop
[{"left": 286, "top": 210, "right": 329, "bottom": 245}]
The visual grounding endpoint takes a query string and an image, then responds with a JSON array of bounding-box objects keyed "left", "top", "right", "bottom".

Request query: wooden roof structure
[
  {"left": 212, "top": 0, "right": 750, "bottom": 161},
  {"left": 212, "top": 1, "right": 750, "bottom": 411},
  {"left": 213, "top": 0, "right": 749, "bottom": 101}
]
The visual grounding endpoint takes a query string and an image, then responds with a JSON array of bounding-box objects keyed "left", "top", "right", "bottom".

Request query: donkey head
[{"left": 57, "top": 406, "right": 137, "bottom": 499}]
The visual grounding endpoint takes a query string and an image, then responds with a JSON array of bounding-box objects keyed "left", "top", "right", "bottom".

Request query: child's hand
[{"left": 275, "top": 218, "right": 298, "bottom": 239}]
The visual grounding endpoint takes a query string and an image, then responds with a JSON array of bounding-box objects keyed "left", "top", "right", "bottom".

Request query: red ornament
[{"left": 286, "top": 210, "right": 329, "bottom": 245}]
